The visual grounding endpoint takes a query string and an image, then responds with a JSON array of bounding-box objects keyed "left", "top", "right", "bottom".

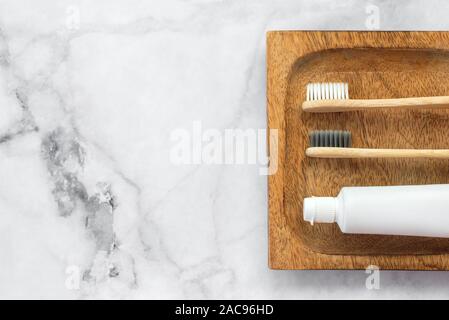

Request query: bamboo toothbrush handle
[
  {"left": 302, "top": 96, "right": 449, "bottom": 113},
  {"left": 306, "top": 147, "right": 449, "bottom": 159}
]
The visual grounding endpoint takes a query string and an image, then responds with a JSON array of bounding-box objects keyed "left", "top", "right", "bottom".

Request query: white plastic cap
[{"left": 303, "top": 197, "right": 337, "bottom": 225}]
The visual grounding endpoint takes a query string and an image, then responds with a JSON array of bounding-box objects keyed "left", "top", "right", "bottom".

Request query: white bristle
[{"left": 305, "top": 82, "right": 349, "bottom": 101}]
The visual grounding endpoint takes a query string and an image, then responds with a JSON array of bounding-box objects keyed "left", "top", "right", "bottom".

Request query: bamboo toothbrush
[
  {"left": 302, "top": 82, "right": 449, "bottom": 113},
  {"left": 307, "top": 130, "right": 449, "bottom": 159}
]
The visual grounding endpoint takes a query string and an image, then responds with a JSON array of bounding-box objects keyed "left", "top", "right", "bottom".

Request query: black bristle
[
  {"left": 309, "top": 131, "right": 315, "bottom": 147},
  {"left": 308, "top": 130, "right": 352, "bottom": 148},
  {"left": 329, "top": 130, "right": 335, "bottom": 147},
  {"left": 319, "top": 131, "right": 325, "bottom": 147}
]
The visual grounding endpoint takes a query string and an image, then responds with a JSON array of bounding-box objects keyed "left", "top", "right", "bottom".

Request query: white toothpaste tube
[{"left": 303, "top": 184, "right": 449, "bottom": 238}]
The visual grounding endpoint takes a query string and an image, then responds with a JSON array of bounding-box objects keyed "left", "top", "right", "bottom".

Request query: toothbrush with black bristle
[
  {"left": 302, "top": 82, "right": 449, "bottom": 113},
  {"left": 307, "top": 130, "right": 449, "bottom": 159}
]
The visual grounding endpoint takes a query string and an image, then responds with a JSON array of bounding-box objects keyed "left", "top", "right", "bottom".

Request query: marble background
[{"left": 1, "top": 0, "right": 449, "bottom": 299}]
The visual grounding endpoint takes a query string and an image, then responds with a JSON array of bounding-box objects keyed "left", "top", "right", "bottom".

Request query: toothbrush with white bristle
[{"left": 302, "top": 82, "right": 449, "bottom": 113}]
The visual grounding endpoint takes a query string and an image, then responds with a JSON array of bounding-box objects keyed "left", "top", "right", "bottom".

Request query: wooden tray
[{"left": 267, "top": 31, "right": 449, "bottom": 270}]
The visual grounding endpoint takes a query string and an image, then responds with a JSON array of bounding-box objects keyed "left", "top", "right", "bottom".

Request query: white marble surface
[{"left": 1, "top": 0, "right": 449, "bottom": 299}]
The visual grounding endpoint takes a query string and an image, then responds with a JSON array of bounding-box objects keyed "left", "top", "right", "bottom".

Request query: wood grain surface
[{"left": 267, "top": 31, "right": 449, "bottom": 270}]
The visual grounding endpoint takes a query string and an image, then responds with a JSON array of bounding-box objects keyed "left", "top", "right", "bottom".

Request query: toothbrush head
[
  {"left": 308, "top": 130, "right": 352, "bottom": 148},
  {"left": 306, "top": 82, "right": 349, "bottom": 101}
]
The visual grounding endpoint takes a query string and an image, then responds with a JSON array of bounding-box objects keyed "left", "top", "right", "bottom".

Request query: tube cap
[{"left": 303, "top": 197, "right": 337, "bottom": 225}]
